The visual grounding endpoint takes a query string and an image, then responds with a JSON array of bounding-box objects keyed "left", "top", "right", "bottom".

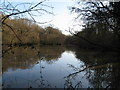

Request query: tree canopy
[
  {"left": 2, "top": 17, "right": 65, "bottom": 45},
  {"left": 67, "top": 1, "right": 120, "bottom": 51}
]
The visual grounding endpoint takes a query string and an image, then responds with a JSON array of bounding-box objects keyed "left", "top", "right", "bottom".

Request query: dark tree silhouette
[{"left": 68, "top": 1, "right": 120, "bottom": 51}]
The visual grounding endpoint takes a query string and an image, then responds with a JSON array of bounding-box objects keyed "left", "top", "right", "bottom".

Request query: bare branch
[
  {"left": 2, "top": 22, "right": 22, "bottom": 42},
  {"left": 1, "top": 0, "right": 53, "bottom": 43},
  {"left": 68, "top": 27, "right": 119, "bottom": 51},
  {"left": 1, "top": 0, "right": 51, "bottom": 24},
  {"left": 65, "top": 63, "right": 119, "bottom": 78}
]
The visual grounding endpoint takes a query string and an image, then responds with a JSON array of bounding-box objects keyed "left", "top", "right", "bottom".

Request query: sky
[
  {"left": 1, "top": 0, "right": 83, "bottom": 35},
  {"left": 42, "top": 0, "right": 83, "bottom": 35}
]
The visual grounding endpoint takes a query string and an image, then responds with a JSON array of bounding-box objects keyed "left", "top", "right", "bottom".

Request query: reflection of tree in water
[
  {"left": 3, "top": 45, "right": 65, "bottom": 73},
  {"left": 87, "top": 63, "right": 120, "bottom": 88},
  {"left": 38, "top": 46, "right": 65, "bottom": 64},
  {"left": 32, "top": 58, "right": 53, "bottom": 88},
  {"left": 3, "top": 45, "right": 65, "bottom": 88},
  {"left": 3, "top": 45, "right": 120, "bottom": 88},
  {"left": 65, "top": 48, "right": 120, "bottom": 88}
]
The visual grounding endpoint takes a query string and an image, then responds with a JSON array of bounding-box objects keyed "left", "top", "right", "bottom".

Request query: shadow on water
[{"left": 2, "top": 45, "right": 120, "bottom": 88}]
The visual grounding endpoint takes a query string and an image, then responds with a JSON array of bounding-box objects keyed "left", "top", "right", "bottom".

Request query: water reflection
[
  {"left": 3, "top": 46, "right": 65, "bottom": 72},
  {"left": 2, "top": 46, "right": 120, "bottom": 88},
  {"left": 65, "top": 48, "right": 120, "bottom": 88}
]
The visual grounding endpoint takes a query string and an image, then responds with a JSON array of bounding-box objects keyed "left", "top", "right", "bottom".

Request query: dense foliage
[
  {"left": 2, "top": 1, "right": 120, "bottom": 51},
  {"left": 2, "top": 17, "right": 65, "bottom": 45},
  {"left": 66, "top": 1, "right": 120, "bottom": 51}
]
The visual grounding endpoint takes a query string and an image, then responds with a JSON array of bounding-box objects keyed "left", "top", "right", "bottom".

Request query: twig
[{"left": 3, "top": 22, "right": 22, "bottom": 42}]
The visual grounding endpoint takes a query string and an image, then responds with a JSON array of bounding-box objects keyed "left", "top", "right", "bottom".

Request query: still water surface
[{"left": 2, "top": 46, "right": 120, "bottom": 88}]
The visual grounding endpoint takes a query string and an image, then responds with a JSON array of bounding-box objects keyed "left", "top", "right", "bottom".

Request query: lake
[{"left": 2, "top": 45, "right": 120, "bottom": 88}]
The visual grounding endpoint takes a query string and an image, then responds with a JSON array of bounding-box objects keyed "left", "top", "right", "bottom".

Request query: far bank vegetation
[{"left": 2, "top": 17, "right": 66, "bottom": 46}]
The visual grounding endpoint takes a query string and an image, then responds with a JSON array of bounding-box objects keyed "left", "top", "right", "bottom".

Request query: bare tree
[
  {"left": 0, "top": 0, "right": 53, "bottom": 41},
  {"left": 68, "top": 1, "right": 120, "bottom": 51}
]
